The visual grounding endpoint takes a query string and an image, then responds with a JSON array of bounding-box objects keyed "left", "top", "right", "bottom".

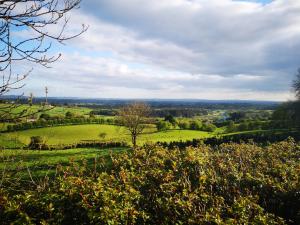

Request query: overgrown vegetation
[{"left": 0, "top": 139, "right": 299, "bottom": 224}]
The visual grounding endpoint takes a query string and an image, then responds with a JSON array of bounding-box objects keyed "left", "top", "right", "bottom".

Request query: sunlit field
[
  {"left": 0, "top": 147, "right": 127, "bottom": 178},
  {"left": 0, "top": 124, "right": 211, "bottom": 147}
]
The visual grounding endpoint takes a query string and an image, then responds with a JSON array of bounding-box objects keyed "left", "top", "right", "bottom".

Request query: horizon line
[{"left": 1, "top": 95, "right": 283, "bottom": 103}]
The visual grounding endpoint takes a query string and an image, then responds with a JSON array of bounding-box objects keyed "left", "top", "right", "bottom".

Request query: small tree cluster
[
  {"left": 178, "top": 119, "right": 217, "bottom": 132},
  {"left": 156, "top": 120, "right": 172, "bottom": 131}
]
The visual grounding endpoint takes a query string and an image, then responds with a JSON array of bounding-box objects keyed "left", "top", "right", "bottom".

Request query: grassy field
[
  {"left": 0, "top": 134, "right": 24, "bottom": 149},
  {"left": 0, "top": 124, "right": 290, "bottom": 181},
  {"left": 0, "top": 104, "right": 92, "bottom": 118},
  {"left": 0, "top": 147, "right": 127, "bottom": 178},
  {"left": 0, "top": 123, "right": 13, "bottom": 132},
  {"left": 0, "top": 124, "right": 211, "bottom": 147},
  {"left": 0, "top": 123, "right": 211, "bottom": 178}
]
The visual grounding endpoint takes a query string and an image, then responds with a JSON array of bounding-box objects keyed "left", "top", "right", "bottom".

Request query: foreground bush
[
  {"left": 158, "top": 130, "right": 300, "bottom": 148},
  {"left": 1, "top": 140, "right": 299, "bottom": 224}
]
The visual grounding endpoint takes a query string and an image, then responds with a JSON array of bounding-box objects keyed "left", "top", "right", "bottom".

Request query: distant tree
[
  {"left": 202, "top": 123, "right": 217, "bottom": 132},
  {"left": 272, "top": 101, "right": 300, "bottom": 129},
  {"left": 229, "top": 112, "right": 247, "bottom": 122},
  {"left": 40, "top": 113, "right": 51, "bottom": 121},
  {"left": 156, "top": 121, "right": 172, "bottom": 131},
  {"left": 178, "top": 121, "right": 190, "bottom": 130},
  {"left": 293, "top": 68, "right": 300, "bottom": 100},
  {"left": 227, "top": 120, "right": 236, "bottom": 132},
  {"left": 190, "top": 120, "right": 202, "bottom": 130},
  {"left": 99, "top": 132, "right": 107, "bottom": 140},
  {"left": 118, "top": 103, "right": 151, "bottom": 148},
  {"left": 272, "top": 69, "right": 300, "bottom": 129},
  {"left": 65, "top": 111, "right": 75, "bottom": 119},
  {"left": 89, "top": 111, "right": 96, "bottom": 118},
  {"left": 238, "top": 122, "right": 249, "bottom": 131},
  {"left": 28, "top": 136, "right": 47, "bottom": 150},
  {"left": 164, "top": 115, "right": 176, "bottom": 126}
]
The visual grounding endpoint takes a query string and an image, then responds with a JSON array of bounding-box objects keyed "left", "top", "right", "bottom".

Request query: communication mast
[
  {"left": 45, "top": 87, "right": 48, "bottom": 105},
  {"left": 28, "top": 93, "right": 34, "bottom": 106}
]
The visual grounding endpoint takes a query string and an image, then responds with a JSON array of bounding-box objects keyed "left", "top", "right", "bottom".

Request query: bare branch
[{"left": 0, "top": 0, "right": 86, "bottom": 121}]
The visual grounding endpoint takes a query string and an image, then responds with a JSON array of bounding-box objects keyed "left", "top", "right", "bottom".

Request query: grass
[
  {"left": 223, "top": 129, "right": 290, "bottom": 136},
  {"left": 0, "top": 123, "right": 13, "bottom": 132},
  {"left": 0, "top": 125, "right": 291, "bottom": 180},
  {"left": 0, "top": 147, "right": 127, "bottom": 178},
  {"left": 0, "top": 124, "right": 211, "bottom": 179},
  {"left": 0, "top": 104, "right": 92, "bottom": 118},
  {"left": 0, "top": 124, "right": 211, "bottom": 147},
  {"left": 139, "top": 129, "right": 211, "bottom": 144},
  {"left": 0, "top": 134, "right": 24, "bottom": 149},
  {"left": 42, "top": 106, "right": 92, "bottom": 117}
]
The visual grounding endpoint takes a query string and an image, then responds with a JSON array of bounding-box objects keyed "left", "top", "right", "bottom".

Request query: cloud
[
  {"left": 15, "top": 0, "right": 300, "bottom": 100},
  {"left": 78, "top": 0, "right": 300, "bottom": 74},
  {"left": 20, "top": 52, "right": 293, "bottom": 100}
]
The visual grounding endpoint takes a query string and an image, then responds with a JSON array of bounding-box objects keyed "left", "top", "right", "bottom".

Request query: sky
[{"left": 15, "top": 0, "right": 300, "bottom": 101}]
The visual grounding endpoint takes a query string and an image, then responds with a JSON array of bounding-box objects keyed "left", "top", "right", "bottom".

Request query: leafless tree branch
[{"left": 0, "top": 0, "right": 87, "bottom": 121}]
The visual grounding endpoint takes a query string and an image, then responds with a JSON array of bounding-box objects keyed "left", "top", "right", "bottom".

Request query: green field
[
  {"left": 0, "top": 147, "right": 127, "bottom": 178},
  {"left": 0, "top": 104, "right": 92, "bottom": 118},
  {"left": 0, "top": 124, "right": 211, "bottom": 147}
]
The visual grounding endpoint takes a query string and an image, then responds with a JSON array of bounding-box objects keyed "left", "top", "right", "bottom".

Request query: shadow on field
[{"left": 0, "top": 148, "right": 129, "bottom": 181}]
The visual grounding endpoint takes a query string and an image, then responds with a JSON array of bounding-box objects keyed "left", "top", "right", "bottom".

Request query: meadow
[
  {"left": 0, "top": 147, "right": 127, "bottom": 181},
  {"left": 0, "top": 124, "right": 211, "bottom": 147},
  {"left": 0, "top": 104, "right": 92, "bottom": 118}
]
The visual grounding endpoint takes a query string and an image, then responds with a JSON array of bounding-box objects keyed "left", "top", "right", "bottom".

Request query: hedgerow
[
  {"left": 4, "top": 118, "right": 115, "bottom": 132},
  {"left": 0, "top": 139, "right": 299, "bottom": 224},
  {"left": 157, "top": 130, "right": 300, "bottom": 148},
  {"left": 26, "top": 139, "right": 128, "bottom": 150}
]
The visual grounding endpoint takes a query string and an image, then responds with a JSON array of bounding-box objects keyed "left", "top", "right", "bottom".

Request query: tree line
[
  {"left": 157, "top": 130, "right": 300, "bottom": 149},
  {"left": 5, "top": 117, "right": 114, "bottom": 132}
]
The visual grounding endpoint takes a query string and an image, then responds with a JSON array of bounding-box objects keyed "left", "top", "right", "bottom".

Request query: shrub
[
  {"left": 164, "top": 114, "right": 177, "bottom": 126},
  {"left": 28, "top": 136, "right": 48, "bottom": 150},
  {"left": 178, "top": 121, "right": 190, "bottom": 130},
  {"left": 202, "top": 123, "right": 217, "bottom": 132},
  {"left": 1, "top": 140, "right": 299, "bottom": 224},
  {"left": 6, "top": 125, "right": 13, "bottom": 132},
  {"left": 99, "top": 132, "right": 107, "bottom": 140},
  {"left": 65, "top": 111, "right": 75, "bottom": 118},
  {"left": 190, "top": 120, "right": 202, "bottom": 130},
  {"left": 156, "top": 120, "right": 172, "bottom": 131},
  {"left": 40, "top": 113, "right": 51, "bottom": 120}
]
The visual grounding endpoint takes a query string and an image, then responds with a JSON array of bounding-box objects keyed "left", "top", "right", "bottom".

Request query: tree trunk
[{"left": 132, "top": 134, "right": 137, "bottom": 148}]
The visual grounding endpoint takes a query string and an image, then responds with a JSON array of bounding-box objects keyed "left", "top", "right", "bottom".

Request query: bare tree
[
  {"left": 118, "top": 102, "right": 151, "bottom": 148},
  {"left": 293, "top": 68, "right": 300, "bottom": 100},
  {"left": 0, "top": 0, "right": 87, "bottom": 121}
]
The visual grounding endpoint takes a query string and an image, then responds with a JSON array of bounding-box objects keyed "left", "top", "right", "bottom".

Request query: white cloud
[
  {"left": 14, "top": 0, "right": 300, "bottom": 100},
  {"left": 19, "top": 52, "right": 293, "bottom": 101}
]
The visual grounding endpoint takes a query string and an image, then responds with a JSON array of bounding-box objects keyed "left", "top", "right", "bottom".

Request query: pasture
[
  {"left": 0, "top": 104, "right": 92, "bottom": 118},
  {"left": 0, "top": 147, "right": 127, "bottom": 179},
  {"left": 0, "top": 124, "right": 212, "bottom": 147}
]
